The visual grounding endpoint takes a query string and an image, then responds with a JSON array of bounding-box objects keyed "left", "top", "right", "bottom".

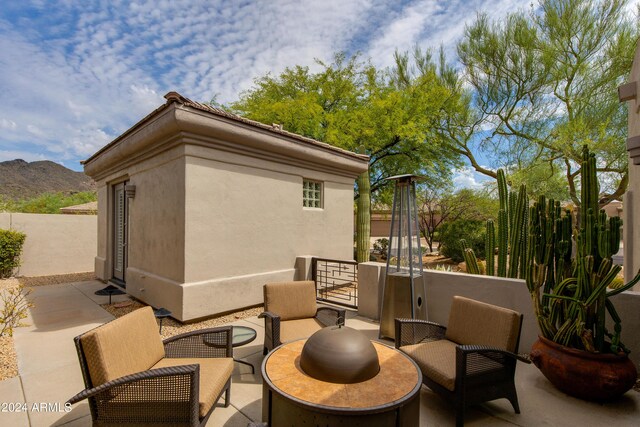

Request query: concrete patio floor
[{"left": 0, "top": 280, "right": 638, "bottom": 426}]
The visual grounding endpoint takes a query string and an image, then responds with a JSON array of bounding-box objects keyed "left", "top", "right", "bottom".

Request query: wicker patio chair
[
  {"left": 67, "top": 306, "right": 233, "bottom": 427},
  {"left": 395, "top": 296, "right": 530, "bottom": 427},
  {"left": 259, "top": 280, "right": 345, "bottom": 354}
]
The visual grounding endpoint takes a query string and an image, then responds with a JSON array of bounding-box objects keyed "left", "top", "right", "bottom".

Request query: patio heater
[{"left": 379, "top": 174, "right": 427, "bottom": 340}]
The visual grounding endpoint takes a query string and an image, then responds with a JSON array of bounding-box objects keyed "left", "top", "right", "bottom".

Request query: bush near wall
[
  {"left": 0, "top": 191, "right": 96, "bottom": 214},
  {"left": 439, "top": 219, "right": 485, "bottom": 263},
  {"left": 0, "top": 229, "right": 26, "bottom": 278}
]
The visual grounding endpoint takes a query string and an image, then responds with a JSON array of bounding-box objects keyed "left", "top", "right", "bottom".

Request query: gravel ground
[
  {"left": 0, "top": 335, "right": 18, "bottom": 380},
  {"left": 16, "top": 272, "right": 95, "bottom": 287},
  {"left": 0, "top": 278, "right": 20, "bottom": 381}
]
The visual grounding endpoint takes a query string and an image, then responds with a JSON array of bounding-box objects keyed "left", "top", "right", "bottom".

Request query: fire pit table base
[{"left": 264, "top": 388, "right": 420, "bottom": 427}]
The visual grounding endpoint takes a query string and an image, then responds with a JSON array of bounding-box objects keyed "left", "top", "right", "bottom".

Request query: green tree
[
  {"left": 232, "top": 54, "right": 459, "bottom": 261},
  {"left": 507, "top": 162, "right": 569, "bottom": 202},
  {"left": 439, "top": 219, "right": 487, "bottom": 263},
  {"left": 417, "top": 183, "right": 497, "bottom": 253},
  {"left": 0, "top": 191, "right": 97, "bottom": 214},
  {"left": 455, "top": 0, "right": 637, "bottom": 208}
]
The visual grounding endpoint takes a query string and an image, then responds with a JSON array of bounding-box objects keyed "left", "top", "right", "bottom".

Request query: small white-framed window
[{"left": 303, "top": 179, "right": 323, "bottom": 208}]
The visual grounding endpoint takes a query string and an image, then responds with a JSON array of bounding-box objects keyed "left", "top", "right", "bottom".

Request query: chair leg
[
  {"left": 455, "top": 401, "right": 465, "bottom": 427},
  {"left": 510, "top": 396, "right": 520, "bottom": 414},
  {"left": 455, "top": 410, "right": 464, "bottom": 427},
  {"left": 263, "top": 346, "right": 268, "bottom": 356},
  {"left": 508, "top": 388, "right": 520, "bottom": 414},
  {"left": 225, "top": 384, "right": 230, "bottom": 408}
]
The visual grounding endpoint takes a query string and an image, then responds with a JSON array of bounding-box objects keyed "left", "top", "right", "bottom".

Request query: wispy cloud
[
  {"left": 452, "top": 166, "right": 493, "bottom": 190},
  {"left": 365, "top": 0, "right": 528, "bottom": 69},
  {"left": 0, "top": 0, "right": 636, "bottom": 171}
]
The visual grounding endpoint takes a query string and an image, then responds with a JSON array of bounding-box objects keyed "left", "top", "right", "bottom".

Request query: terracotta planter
[{"left": 530, "top": 336, "right": 637, "bottom": 401}]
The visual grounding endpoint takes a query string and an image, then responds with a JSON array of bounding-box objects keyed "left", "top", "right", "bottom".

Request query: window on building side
[{"left": 303, "top": 179, "right": 322, "bottom": 208}]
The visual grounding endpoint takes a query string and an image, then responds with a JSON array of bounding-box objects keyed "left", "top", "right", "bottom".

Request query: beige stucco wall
[
  {"left": 358, "top": 263, "right": 640, "bottom": 367},
  {"left": 85, "top": 100, "right": 367, "bottom": 321},
  {"left": 0, "top": 212, "right": 96, "bottom": 276},
  {"left": 180, "top": 145, "right": 356, "bottom": 320},
  {"left": 94, "top": 185, "right": 108, "bottom": 280},
  {"left": 91, "top": 144, "right": 188, "bottom": 318},
  {"left": 624, "top": 41, "right": 640, "bottom": 287}
]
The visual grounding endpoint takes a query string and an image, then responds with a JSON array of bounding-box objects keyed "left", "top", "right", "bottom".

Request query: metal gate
[{"left": 312, "top": 257, "right": 358, "bottom": 309}]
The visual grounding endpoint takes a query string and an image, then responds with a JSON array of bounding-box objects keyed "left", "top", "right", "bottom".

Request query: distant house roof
[
  {"left": 83, "top": 92, "right": 369, "bottom": 166},
  {"left": 59, "top": 201, "right": 97, "bottom": 215}
]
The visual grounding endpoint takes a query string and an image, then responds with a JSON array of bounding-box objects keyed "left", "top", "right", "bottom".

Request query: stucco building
[
  {"left": 621, "top": 40, "right": 640, "bottom": 288},
  {"left": 83, "top": 92, "right": 368, "bottom": 321}
]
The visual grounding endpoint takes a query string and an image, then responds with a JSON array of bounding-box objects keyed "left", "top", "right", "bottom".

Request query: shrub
[
  {"left": 0, "top": 285, "right": 33, "bottom": 336},
  {"left": 5, "top": 191, "right": 97, "bottom": 214},
  {"left": 373, "top": 238, "right": 389, "bottom": 259},
  {"left": 0, "top": 229, "right": 26, "bottom": 278},
  {"left": 439, "top": 219, "right": 486, "bottom": 263}
]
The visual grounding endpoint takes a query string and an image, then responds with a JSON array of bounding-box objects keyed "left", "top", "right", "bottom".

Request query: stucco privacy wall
[
  {"left": 358, "top": 263, "right": 640, "bottom": 367},
  {"left": 0, "top": 213, "right": 96, "bottom": 276},
  {"left": 83, "top": 93, "right": 368, "bottom": 321}
]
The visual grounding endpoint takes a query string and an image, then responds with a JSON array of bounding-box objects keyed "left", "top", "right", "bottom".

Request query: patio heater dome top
[
  {"left": 300, "top": 326, "right": 380, "bottom": 384},
  {"left": 385, "top": 174, "right": 426, "bottom": 183}
]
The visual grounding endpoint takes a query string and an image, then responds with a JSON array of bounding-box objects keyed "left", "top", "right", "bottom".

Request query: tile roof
[
  {"left": 83, "top": 92, "right": 369, "bottom": 165},
  {"left": 59, "top": 201, "right": 98, "bottom": 214},
  {"left": 164, "top": 92, "right": 368, "bottom": 161}
]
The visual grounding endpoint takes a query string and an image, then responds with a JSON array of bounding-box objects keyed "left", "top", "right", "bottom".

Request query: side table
[{"left": 205, "top": 325, "right": 257, "bottom": 373}]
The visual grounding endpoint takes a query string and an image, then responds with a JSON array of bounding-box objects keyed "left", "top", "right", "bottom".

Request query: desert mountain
[{"left": 0, "top": 159, "right": 95, "bottom": 199}]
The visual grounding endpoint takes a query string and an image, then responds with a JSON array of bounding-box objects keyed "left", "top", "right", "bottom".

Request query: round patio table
[{"left": 261, "top": 339, "right": 422, "bottom": 426}]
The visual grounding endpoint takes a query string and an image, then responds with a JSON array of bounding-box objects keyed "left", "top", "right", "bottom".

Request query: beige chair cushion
[
  {"left": 80, "top": 306, "right": 165, "bottom": 386},
  {"left": 279, "top": 318, "right": 325, "bottom": 343},
  {"left": 264, "top": 281, "right": 317, "bottom": 321},
  {"left": 445, "top": 296, "right": 521, "bottom": 352},
  {"left": 152, "top": 357, "right": 234, "bottom": 418},
  {"left": 400, "top": 340, "right": 458, "bottom": 391}
]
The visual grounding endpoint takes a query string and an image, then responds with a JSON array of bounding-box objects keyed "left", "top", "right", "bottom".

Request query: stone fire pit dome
[{"left": 300, "top": 325, "right": 380, "bottom": 384}]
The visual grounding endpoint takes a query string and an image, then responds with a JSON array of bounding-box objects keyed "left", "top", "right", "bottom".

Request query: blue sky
[{"left": 0, "top": 0, "right": 636, "bottom": 189}]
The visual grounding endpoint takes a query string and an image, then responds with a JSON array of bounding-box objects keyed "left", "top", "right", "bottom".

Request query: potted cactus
[{"left": 527, "top": 146, "right": 639, "bottom": 401}]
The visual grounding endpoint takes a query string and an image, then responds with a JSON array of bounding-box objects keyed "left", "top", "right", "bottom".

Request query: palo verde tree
[
  {"left": 231, "top": 53, "right": 459, "bottom": 262},
  {"left": 456, "top": 0, "right": 637, "bottom": 208}
]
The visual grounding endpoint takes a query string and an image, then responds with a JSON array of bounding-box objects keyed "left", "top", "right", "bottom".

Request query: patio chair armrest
[
  {"left": 259, "top": 311, "right": 280, "bottom": 321},
  {"left": 394, "top": 318, "right": 447, "bottom": 348},
  {"left": 67, "top": 365, "right": 200, "bottom": 424},
  {"left": 315, "top": 306, "right": 346, "bottom": 327},
  {"left": 455, "top": 345, "right": 523, "bottom": 380},
  {"left": 457, "top": 344, "right": 522, "bottom": 360},
  {"left": 259, "top": 311, "right": 281, "bottom": 350},
  {"left": 163, "top": 325, "right": 233, "bottom": 358}
]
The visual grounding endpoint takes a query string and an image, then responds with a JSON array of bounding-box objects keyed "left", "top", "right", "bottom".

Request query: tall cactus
[
  {"left": 527, "top": 146, "right": 640, "bottom": 353},
  {"left": 461, "top": 239, "right": 481, "bottom": 275},
  {"left": 496, "top": 170, "right": 509, "bottom": 276},
  {"left": 355, "top": 170, "right": 371, "bottom": 263},
  {"left": 508, "top": 184, "right": 527, "bottom": 278},
  {"left": 461, "top": 169, "right": 527, "bottom": 278},
  {"left": 485, "top": 219, "right": 495, "bottom": 276}
]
